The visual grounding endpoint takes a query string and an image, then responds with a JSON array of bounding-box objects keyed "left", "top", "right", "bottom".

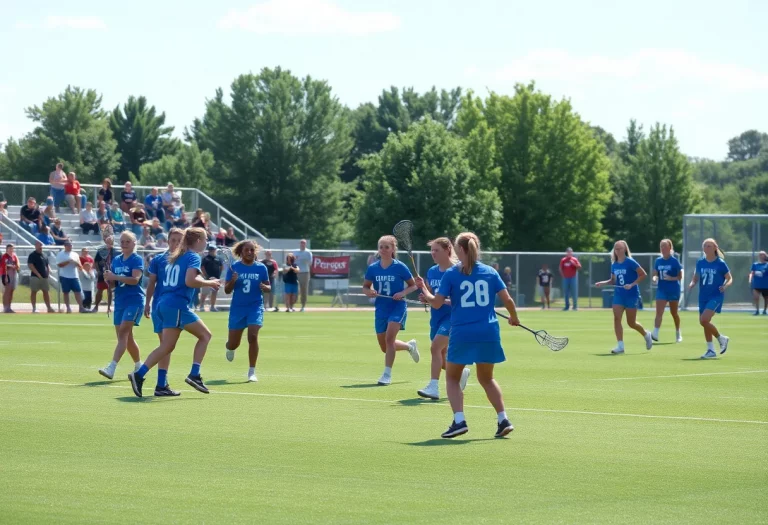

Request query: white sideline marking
[
  {"left": 0, "top": 379, "right": 766, "bottom": 425},
  {"left": 598, "top": 370, "right": 768, "bottom": 381}
]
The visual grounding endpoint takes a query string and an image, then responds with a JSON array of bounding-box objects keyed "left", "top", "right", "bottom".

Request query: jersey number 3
[{"left": 460, "top": 280, "right": 490, "bottom": 307}]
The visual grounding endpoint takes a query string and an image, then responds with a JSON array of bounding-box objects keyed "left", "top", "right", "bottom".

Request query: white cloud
[
  {"left": 217, "top": 0, "right": 400, "bottom": 35},
  {"left": 491, "top": 49, "right": 768, "bottom": 93},
  {"left": 15, "top": 16, "right": 107, "bottom": 30}
]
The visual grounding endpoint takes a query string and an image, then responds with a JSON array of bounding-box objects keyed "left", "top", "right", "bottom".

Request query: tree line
[{"left": 1, "top": 67, "right": 766, "bottom": 249}]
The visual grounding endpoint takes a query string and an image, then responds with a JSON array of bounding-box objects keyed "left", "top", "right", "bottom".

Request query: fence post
[
  {"left": 588, "top": 258, "right": 593, "bottom": 308},
  {"left": 515, "top": 253, "right": 520, "bottom": 305},
  {"left": 22, "top": 183, "right": 26, "bottom": 203}
]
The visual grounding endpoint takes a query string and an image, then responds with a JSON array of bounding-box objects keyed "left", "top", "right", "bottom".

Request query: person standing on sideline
[
  {"left": 79, "top": 262, "right": 96, "bottom": 310},
  {"left": 537, "top": 264, "right": 554, "bottom": 309},
  {"left": 749, "top": 250, "right": 768, "bottom": 315},
  {"left": 260, "top": 249, "right": 279, "bottom": 312},
  {"left": 56, "top": 240, "right": 86, "bottom": 313},
  {"left": 559, "top": 247, "right": 582, "bottom": 311},
  {"left": 294, "top": 239, "right": 313, "bottom": 312},
  {"left": 49, "top": 163, "right": 68, "bottom": 213},
  {"left": 93, "top": 236, "right": 118, "bottom": 313},
  {"left": 200, "top": 245, "right": 223, "bottom": 312},
  {"left": 1, "top": 244, "right": 21, "bottom": 313},
  {"left": 28, "top": 241, "right": 55, "bottom": 313}
]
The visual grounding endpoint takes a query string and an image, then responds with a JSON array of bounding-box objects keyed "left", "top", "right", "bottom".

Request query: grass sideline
[{"left": 1, "top": 309, "right": 766, "bottom": 524}]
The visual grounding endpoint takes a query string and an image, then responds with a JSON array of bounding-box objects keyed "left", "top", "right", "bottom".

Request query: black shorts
[{"left": 755, "top": 288, "right": 768, "bottom": 298}]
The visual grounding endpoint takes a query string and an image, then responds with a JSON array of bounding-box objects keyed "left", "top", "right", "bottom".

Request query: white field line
[
  {"left": 598, "top": 370, "right": 768, "bottom": 381},
  {"left": 0, "top": 379, "right": 765, "bottom": 425}
]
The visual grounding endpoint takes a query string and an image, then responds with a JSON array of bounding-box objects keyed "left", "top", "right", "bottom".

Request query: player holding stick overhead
[
  {"left": 416, "top": 237, "right": 470, "bottom": 401},
  {"left": 362, "top": 235, "right": 420, "bottom": 386},
  {"left": 417, "top": 232, "right": 518, "bottom": 439}
]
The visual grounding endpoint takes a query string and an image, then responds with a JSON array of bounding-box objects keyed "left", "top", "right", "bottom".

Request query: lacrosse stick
[{"left": 494, "top": 311, "right": 569, "bottom": 351}]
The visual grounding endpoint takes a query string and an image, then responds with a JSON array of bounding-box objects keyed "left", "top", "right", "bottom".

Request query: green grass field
[{"left": 1, "top": 309, "right": 766, "bottom": 524}]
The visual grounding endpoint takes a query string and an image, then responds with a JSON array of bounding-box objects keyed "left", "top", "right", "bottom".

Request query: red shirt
[
  {"left": 80, "top": 255, "right": 94, "bottom": 266},
  {"left": 65, "top": 180, "right": 81, "bottom": 196},
  {"left": 559, "top": 256, "right": 581, "bottom": 278},
  {"left": 0, "top": 253, "right": 20, "bottom": 275}
]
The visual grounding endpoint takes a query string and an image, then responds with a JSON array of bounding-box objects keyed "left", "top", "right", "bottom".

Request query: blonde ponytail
[{"left": 455, "top": 232, "right": 481, "bottom": 275}]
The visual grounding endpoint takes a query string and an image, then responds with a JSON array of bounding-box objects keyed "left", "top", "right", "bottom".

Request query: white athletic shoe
[
  {"left": 644, "top": 331, "right": 653, "bottom": 350},
  {"left": 226, "top": 345, "right": 235, "bottom": 362},
  {"left": 247, "top": 372, "right": 258, "bottom": 382},
  {"left": 417, "top": 382, "right": 439, "bottom": 400},
  {"left": 407, "top": 339, "right": 420, "bottom": 363},
  {"left": 611, "top": 347, "right": 625, "bottom": 355},
  {"left": 98, "top": 363, "right": 116, "bottom": 380},
  {"left": 676, "top": 333, "right": 683, "bottom": 343},
  {"left": 718, "top": 335, "right": 729, "bottom": 355},
  {"left": 460, "top": 367, "right": 471, "bottom": 391},
  {"left": 377, "top": 373, "right": 392, "bottom": 386}
]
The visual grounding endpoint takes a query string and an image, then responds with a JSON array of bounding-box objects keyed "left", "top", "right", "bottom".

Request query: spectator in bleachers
[
  {"left": 80, "top": 247, "right": 94, "bottom": 267},
  {"left": 49, "top": 163, "right": 68, "bottom": 213},
  {"left": 204, "top": 212, "right": 214, "bottom": 241},
  {"left": 155, "top": 233, "right": 168, "bottom": 250},
  {"left": 161, "top": 183, "right": 178, "bottom": 215},
  {"left": 28, "top": 240, "right": 55, "bottom": 313},
  {"left": 80, "top": 202, "right": 100, "bottom": 235},
  {"left": 120, "top": 181, "right": 137, "bottom": 213},
  {"left": 559, "top": 247, "right": 582, "bottom": 311},
  {"left": 200, "top": 245, "right": 223, "bottom": 312},
  {"left": 144, "top": 187, "right": 166, "bottom": 223},
  {"left": 42, "top": 196, "right": 55, "bottom": 226},
  {"left": 56, "top": 240, "right": 86, "bottom": 314},
  {"left": 79, "top": 262, "right": 96, "bottom": 310},
  {"left": 96, "top": 200, "right": 110, "bottom": 226},
  {"left": 215, "top": 229, "right": 225, "bottom": 246},
  {"left": 191, "top": 208, "right": 206, "bottom": 228},
  {"left": 140, "top": 224, "right": 153, "bottom": 246},
  {"left": 0, "top": 200, "right": 7, "bottom": 218},
  {"left": 261, "top": 249, "right": 279, "bottom": 312},
  {"left": 109, "top": 203, "right": 126, "bottom": 233},
  {"left": 64, "top": 172, "right": 86, "bottom": 214},
  {"left": 167, "top": 197, "right": 188, "bottom": 229},
  {"left": 19, "top": 197, "right": 43, "bottom": 235},
  {"left": 224, "top": 226, "right": 237, "bottom": 247},
  {"left": 148, "top": 218, "right": 164, "bottom": 238},
  {"left": 1, "top": 243, "right": 21, "bottom": 313},
  {"left": 98, "top": 178, "right": 114, "bottom": 206},
  {"left": 130, "top": 203, "right": 148, "bottom": 237},
  {"left": 36, "top": 224, "right": 55, "bottom": 246},
  {"left": 50, "top": 218, "right": 69, "bottom": 245}
]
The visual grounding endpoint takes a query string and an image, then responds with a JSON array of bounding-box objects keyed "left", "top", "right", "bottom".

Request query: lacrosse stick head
[
  {"left": 217, "top": 246, "right": 235, "bottom": 267},
  {"left": 392, "top": 220, "right": 415, "bottom": 254},
  {"left": 534, "top": 330, "right": 569, "bottom": 352}
]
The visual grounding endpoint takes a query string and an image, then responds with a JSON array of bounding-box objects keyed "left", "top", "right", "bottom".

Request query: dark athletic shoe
[
  {"left": 495, "top": 419, "right": 514, "bottom": 438},
  {"left": 154, "top": 385, "right": 181, "bottom": 397},
  {"left": 441, "top": 420, "right": 468, "bottom": 438},
  {"left": 185, "top": 375, "right": 209, "bottom": 394},
  {"left": 128, "top": 372, "right": 144, "bottom": 398}
]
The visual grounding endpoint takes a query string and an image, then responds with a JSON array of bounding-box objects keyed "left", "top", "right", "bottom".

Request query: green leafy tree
[
  {"left": 355, "top": 118, "right": 502, "bottom": 249},
  {"left": 109, "top": 96, "right": 180, "bottom": 182},
  {"left": 137, "top": 144, "right": 213, "bottom": 192},
  {"left": 188, "top": 67, "right": 353, "bottom": 246},
  {"left": 727, "top": 130, "right": 768, "bottom": 161}
]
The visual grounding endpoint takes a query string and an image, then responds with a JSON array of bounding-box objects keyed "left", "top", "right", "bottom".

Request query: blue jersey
[
  {"left": 112, "top": 253, "right": 145, "bottom": 308},
  {"left": 158, "top": 251, "right": 201, "bottom": 309},
  {"left": 438, "top": 262, "right": 505, "bottom": 343},
  {"left": 148, "top": 251, "right": 170, "bottom": 309},
  {"left": 751, "top": 262, "right": 768, "bottom": 289},
  {"left": 611, "top": 257, "right": 641, "bottom": 297},
  {"left": 654, "top": 256, "right": 682, "bottom": 295},
  {"left": 426, "top": 264, "right": 452, "bottom": 323},
  {"left": 696, "top": 257, "right": 730, "bottom": 303},
  {"left": 226, "top": 261, "right": 270, "bottom": 309},
  {"left": 364, "top": 259, "right": 413, "bottom": 317}
]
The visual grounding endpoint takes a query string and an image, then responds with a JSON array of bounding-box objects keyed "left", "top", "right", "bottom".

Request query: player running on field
[
  {"left": 652, "top": 239, "right": 683, "bottom": 343},
  {"left": 224, "top": 240, "right": 271, "bottom": 382},
  {"left": 595, "top": 240, "right": 653, "bottom": 354},
  {"left": 749, "top": 250, "right": 768, "bottom": 315},
  {"left": 417, "top": 232, "right": 518, "bottom": 439},
  {"left": 142, "top": 227, "right": 184, "bottom": 396},
  {"left": 128, "top": 227, "right": 221, "bottom": 397},
  {"left": 688, "top": 238, "right": 732, "bottom": 359},
  {"left": 417, "top": 237, "right": 470, "bottom": 401},
  {"left": 99, "top": 231, "right": 144, "bottom": 380},
  {"left": 362, "top": 235, "right": 420, "bottom": 386}
]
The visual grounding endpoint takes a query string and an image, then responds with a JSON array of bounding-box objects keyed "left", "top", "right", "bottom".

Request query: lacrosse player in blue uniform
[
  {"left": 688, "top": 238, "right": 732, "bottom": 359},
  {"left": 652, "top": 239, "right": 683, "bottom": 343}
]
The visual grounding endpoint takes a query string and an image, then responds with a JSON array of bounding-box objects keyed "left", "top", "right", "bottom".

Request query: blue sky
[{"left": 1, "top": 0, "right": 766, "bottom": 160}]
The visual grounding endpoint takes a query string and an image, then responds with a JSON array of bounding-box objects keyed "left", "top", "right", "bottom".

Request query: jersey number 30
[
  {"left": 163, "top": 265, "right": 181, "bottom": 287},
  {"left": 460, "top": 280, "right": 490, "bottom": 307}
]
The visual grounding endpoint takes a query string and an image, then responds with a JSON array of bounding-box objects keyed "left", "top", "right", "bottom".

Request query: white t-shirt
[
  {"left": 80, "top": 209, "right": 98, "bottom": 223},
  {"left": 161, "top": 191, "right": 179, "bottom": 206},
  {"left": 294, "top": 249, "right": 313, "bottom": 273},
  {"left": 56, "top": 251, "right": 80, "bottom": 279},
  {"left": 79, "top": 269, "right": 96, "bottom": 293}
]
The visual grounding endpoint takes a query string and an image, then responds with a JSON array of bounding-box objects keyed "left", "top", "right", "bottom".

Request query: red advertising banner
[{"left": 311, "top": 255, "right": 351, "bottom": 279}]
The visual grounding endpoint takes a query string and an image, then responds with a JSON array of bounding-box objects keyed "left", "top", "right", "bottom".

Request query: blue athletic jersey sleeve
[
  {"left": 148, "top": 251, "right": 169, "bottom": 308},
  {"left": 654, "top": 256, "right": 682, "bottom": 295},
  {"left": 365, "top": 259, "right": 413, "bottom": 317},
  {"left": 228, "top": 261, "right": 269, "bottom": 309},
  {"left": 438, "top": 262, "right": 505, "bottom": 343},
  {"left": 751, "top": 262, "right": 768, "bottom": 289},
  {"left": 112, "top": 253, "right": 145, "bottom": 308},
  {"left": 611, "top": 257, "right": 641, "bottom": 296},
  {"left": 427, "top": 264, "right": 451, "bottom": 321},
  {"left": 696, "top": 257, "right": 730, "bottom": 302},
  {"left": 158, "top": 251, "right": 201, "bottom": 309}
]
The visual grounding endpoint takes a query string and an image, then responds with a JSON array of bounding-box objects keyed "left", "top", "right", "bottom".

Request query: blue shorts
[
  {"left": 613, "top": 293, "right": 640, "bottom": 309},
  {"left": 51, "top": 187, "right": 65, "bottom": 207},
  {"left": 228, "top": 307, "right": 264, "bottom": 330},
  {"left": 60, "top": 277, "right": 82, "bottom": 294},
  {"left": 151, "top": 308, "right": 163, "bottom": 334},
  {"left": 284, "top": 282, "right": 298, "bottom": 295},
  {"left": 375, "top": 310, "right": 407, "bottom": 334},
  {"left": 430, "top": 316, "right": 451, "bottom": 340},
  {"left": 158, "top": 304, "right": 200, "bottom": 330},
  {"left": 699, "top": 298, "right": 723, "bottom": 315},
  {"left": 114, "top": 304, "right": 142, "bottom": 326},
  {"left": 447, "top": 340, "right": 506, "bottom": 366},
  {"left": 656, "top": 288, "right": 681, "bottom": 302}
]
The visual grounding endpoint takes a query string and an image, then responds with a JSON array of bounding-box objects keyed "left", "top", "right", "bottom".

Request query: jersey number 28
[{"left": 460, "top": 280, "right": 490, "bottom": 307}]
